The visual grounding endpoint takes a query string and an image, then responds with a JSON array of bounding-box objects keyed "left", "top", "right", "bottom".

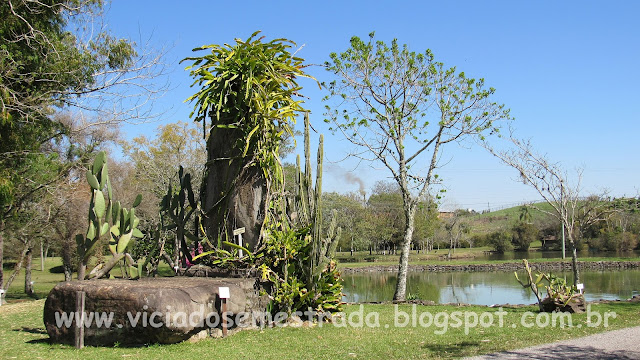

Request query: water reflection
[{"left": 342, "top": 270, "right": 640, "bottom": 305}]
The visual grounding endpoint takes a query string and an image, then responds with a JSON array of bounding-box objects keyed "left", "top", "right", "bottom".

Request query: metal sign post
[
  {"left": 233, "top": 227, "right": 246, "bottom": 258},
  {"left": 219, "top": 286, "right": 230, "bottom": 337}
]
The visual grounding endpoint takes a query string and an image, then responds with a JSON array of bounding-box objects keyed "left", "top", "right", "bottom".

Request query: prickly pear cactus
[{"left": 76, "top": 151, "right": 143, "bottom": 280}]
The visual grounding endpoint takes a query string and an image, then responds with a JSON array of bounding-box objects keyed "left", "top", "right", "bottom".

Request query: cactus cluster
[
  {"left": 76, "top": 151, "right": 143, "bottom": 280},
  {"left": 160, "top": 166, "right": 199, "bottom": 267},
  {"left": 289, "top": 113, "right": 342, "bottom": 289}
]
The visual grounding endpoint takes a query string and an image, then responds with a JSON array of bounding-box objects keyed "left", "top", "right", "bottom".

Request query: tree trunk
[
  {"left": 90, "top": 253, "right": 125, "bottom": 279},
  {"left": 0, "top": 226, "right": 3, "bottom": 290},
  {"left": 393, "top": 207, "right": 416, "bottom": 301},
  {"left": 24, "top": 248, "right": 34, "bottom": 296},
  {"left": 40, "top": 241, "right": 45, "bottom": 271},
  {"left": 202, "top": 124, "right": 268, "bottom": 252},
  {"left": 162, "top": 252, "right": 175, "bottom": 270},
  {"left": 566, "top": 231, "right": 580, "bottom": 286},
  {"left": 63, "top": 266, "right": 72, "bottom": 282},
  {"left": 4, "top": 245, "right": 29, "bottom": 290},
  {"left": 78, "top": 262, "right": 86, "bottom": 281},
  {"left": 61, "top": 240, "right": 74, "bottom": 282},
  {"left": 571, "top": 241, "right": 580, "bottom": 286}
]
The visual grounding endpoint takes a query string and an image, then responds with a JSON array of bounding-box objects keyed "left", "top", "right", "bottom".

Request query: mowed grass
[{"left": 1, "top": 300, "right": 639, "bottom": 359}]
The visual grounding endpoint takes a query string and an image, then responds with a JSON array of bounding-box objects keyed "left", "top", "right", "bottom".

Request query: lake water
[{"left": 342, "top": 269, "right": 640, "bottom": 305}]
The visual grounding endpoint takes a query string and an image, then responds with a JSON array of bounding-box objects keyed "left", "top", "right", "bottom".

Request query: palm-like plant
[{"left": 183, "top": 31, "right": 313, "bottom": 186}]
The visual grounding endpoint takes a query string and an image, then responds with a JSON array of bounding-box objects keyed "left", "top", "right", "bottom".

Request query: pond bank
[
  {"left": 345, "top": 294, "right": 640, "bottom": 307},
  {"left": 341, "top": 260, "right": 640, "bottom": 273}
]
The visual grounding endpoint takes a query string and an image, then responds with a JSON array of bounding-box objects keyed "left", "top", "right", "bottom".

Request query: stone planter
[{"left": 44, "top": 277, "right": 268, "bottom": 346}]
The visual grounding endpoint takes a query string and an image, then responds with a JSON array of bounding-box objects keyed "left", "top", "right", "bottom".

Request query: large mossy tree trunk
[{"left": 201, "top": 125, "right": 268, "bottom": 251}]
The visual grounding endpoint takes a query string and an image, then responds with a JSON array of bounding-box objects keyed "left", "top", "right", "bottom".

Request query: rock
[
  {"left": 44, "top": 277, "right": 268, "bottom": 346},
  {"left": 540, "top": 295, "right": 586, "bottom": 313}
]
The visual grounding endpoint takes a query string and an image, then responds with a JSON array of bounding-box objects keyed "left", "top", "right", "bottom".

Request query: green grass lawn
[
  {"left": 1, "top": 300, "right": 638, "bottom": 359},
  {"left": 2, "top": 256, "right": 640, "bottom": 359},
  {"left": 2, "top": 257, "right": 176, "bottom": 303}
]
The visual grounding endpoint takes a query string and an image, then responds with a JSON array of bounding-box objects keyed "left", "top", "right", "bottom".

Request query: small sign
[
  {"left": 233, "top": 227, "right": 246, "bottom": 236},
  {"left": 219, "top": 287, "right": 230, "bottom": 299},
  {"left": 577, "top": 283, "right": 584, "bottom": 290}
]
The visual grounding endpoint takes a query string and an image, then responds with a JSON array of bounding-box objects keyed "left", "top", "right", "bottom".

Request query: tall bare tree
[
  {"left": 483, "top": 132, "right": 614, "bottom": 285},
  {"left": 324, "top": 33, "right": 511, "bottom": 300}
]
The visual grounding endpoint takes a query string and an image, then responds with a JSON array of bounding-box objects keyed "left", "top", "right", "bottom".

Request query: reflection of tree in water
[{"left": 342, "top": 269, "right": 640, "bottom": 303}]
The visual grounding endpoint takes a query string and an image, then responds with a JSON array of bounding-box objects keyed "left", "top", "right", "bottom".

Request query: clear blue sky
[{"left": 104, "top": 0, "right": 639, "bottom": 211}]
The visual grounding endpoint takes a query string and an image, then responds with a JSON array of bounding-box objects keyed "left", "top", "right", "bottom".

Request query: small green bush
[
  {"left": 487, "top": 230, "right": 514, "bottom": 253},
  {"left": 512, "top": 222, "right": 539, "bottom": 251}
]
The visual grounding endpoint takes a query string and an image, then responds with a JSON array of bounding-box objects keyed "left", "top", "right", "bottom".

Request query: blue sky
[{"left": 104, "top": 0, "right": 639, "bottom": 211}]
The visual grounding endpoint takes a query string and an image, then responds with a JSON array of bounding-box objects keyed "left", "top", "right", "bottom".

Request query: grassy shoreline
[{"left": 337, "top": 256, "right": 640, "bottom": 269}]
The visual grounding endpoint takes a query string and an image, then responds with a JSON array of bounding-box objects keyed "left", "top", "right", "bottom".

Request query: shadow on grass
[
  {"left": 14, "top": 327, "right": 47, "bottom": 335},
  {"left": 422, "top": 341, "right": 481, "bottom": 357},
  {"left": 26, "top": 338, "right": 52, "bottom": 345}
]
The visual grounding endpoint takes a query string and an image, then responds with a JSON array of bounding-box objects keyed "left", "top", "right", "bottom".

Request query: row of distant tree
[{"left": 316, "top": 190, "right": 640, "bottom": 256}]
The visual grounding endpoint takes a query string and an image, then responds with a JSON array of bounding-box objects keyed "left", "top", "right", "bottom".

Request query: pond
[{"left": 342, "top": 269, "right": 640, "bottom": 305}]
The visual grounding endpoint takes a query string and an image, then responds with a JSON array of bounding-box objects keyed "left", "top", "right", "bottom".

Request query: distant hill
[{"left": 463, "top": 202, "right": 555, "bottom": 235}]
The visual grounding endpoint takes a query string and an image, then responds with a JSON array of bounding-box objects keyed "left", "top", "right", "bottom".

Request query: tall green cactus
[
  {"left": 76, "top": 151, "right": 143, "bottom": 280},
  {"left": 290, "top": 113, "right": 342, "bottom": 290}
]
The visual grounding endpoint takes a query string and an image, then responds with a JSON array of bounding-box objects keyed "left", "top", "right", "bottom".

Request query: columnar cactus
[
  {"left": 290, "top": 113, "right": 342, "bottom": 289},
  {"left": 76, "top": 151, "right": 143, "bottom": 280}
]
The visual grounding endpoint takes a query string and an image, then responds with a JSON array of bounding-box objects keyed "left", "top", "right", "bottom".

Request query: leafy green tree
[
  {"left": 324, "top": 33, "right": 511, "bottom": 300},
  {"left": 367, "top": 181, "right": 404, "bottom": 254},
  {"left": 0, "top": 0, "right": 165, "bottom": 289},
  {"left": 444, "top": 211, "right": 470, "bottom": 259},
  {"left": 123, "top": 121, "right": 206, "bottom": 227},
  {"left": 413, "top": 200, "right": 439, "bottom": 253},
  {"left": 322, "top": 192, "right": 366, "bottom": 254}
]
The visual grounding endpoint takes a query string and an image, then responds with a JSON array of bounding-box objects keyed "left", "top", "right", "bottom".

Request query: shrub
[
  {"left": 259, "top": 227, "right": 343, "bottom": 316},
  {"left": 487, "top": 230, "right": 514, "bottom": 253},
  {"left": 468, "top": 233, "right": 488, "bottom": 248},
  {"left": 591, "top": 231, "right": 639, "bottom": 252},
  {"left": 512, "top": 222, "right": 539, "bottom": 251}
]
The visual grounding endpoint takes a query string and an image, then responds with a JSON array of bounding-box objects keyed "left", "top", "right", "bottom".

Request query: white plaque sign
[{"left": 219, "top": 286, "right": 230, "bottom": 299}]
